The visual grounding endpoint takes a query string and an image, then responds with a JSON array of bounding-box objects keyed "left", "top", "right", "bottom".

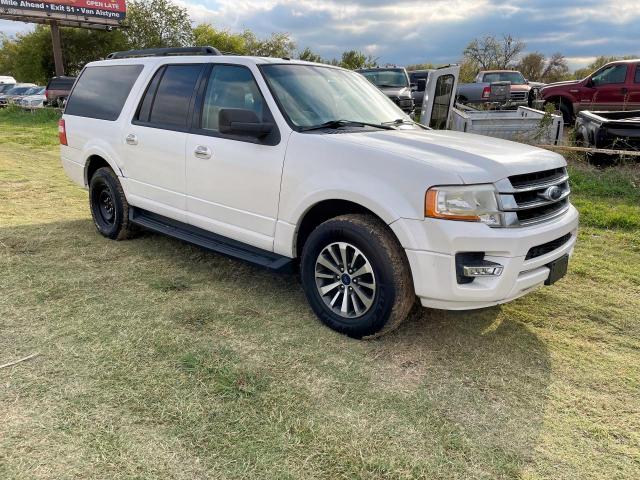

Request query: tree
[
  {"left": 339, "top": 50, "right": 377, "bottom": 70},
  {"left": 541, "top": 52, "right": 570, "bottom": 83},
  {"left": 123, "top": 0, "right": 193, "bottom": 49},
  {"left": 193, "top": 24, "right": 249, "bottom": 55},
  {"left": 458, "top": 58, "right": 479, "bottom": 83},
  {"left": 0, "top": 26, "right": 128, "bottom": 84},
  {"left": 298, "top": 47, "right": 324, "bottom": 63},
  {"left": 517, "top": 52, "right": 546, "bottom": 82},
  {"left": 463, "top": 34, "right": 525, "bottom": 69},
  {"left": 243, "top": 31, "right": 296, "bottom": 58}
]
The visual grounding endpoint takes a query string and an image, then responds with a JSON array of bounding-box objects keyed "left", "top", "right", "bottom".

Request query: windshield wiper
[{"left": 299, "top": 119, "right": 395, "bottom": 132}]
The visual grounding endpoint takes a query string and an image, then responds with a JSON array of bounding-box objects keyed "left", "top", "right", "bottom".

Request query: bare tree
[
  {"left": 542, "top": 53, "right": 570, "bottom": 83},
  {"left": 463, "top": 34, "right": 525, "bottom": 70}
]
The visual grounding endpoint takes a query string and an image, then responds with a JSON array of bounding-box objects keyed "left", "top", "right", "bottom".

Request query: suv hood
[
  {"left": 322, "top": 128, "right": 566, "bottom": 184},
  {"left": 542, "top": 79, "right": 581, "bottom": 91}
]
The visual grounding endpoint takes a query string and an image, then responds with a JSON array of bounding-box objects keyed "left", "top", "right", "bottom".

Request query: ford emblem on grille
[{"left": 539, "top": 185, "right": 563, "bottom": 201}]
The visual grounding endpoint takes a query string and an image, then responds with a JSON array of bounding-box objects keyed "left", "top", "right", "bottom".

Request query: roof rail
[{"left": 107, "top": 46, "right": 222, "bottom": 59}]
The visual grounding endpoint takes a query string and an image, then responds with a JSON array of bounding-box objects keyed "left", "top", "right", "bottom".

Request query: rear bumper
[
  {"left": 393, "top": 205, "right": 579, "bottom": 310},
  {"left": 61, "top": 155, "right": 86, "bottom": 188}
]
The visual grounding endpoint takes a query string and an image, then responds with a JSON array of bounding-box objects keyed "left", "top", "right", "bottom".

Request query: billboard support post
[{"left": 50, "top": 21, "right": 64, "bottom": 77}]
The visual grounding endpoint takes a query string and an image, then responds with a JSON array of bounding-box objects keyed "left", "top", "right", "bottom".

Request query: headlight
[{"left": 425, "top": 185, "right": 503, "bottom": 226}]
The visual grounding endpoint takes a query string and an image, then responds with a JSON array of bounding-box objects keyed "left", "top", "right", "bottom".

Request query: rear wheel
[
  {"left": 89, "top": 167, "right": 134, "bottom": 240},
  {"left": 300, "top": 214, "right": 414, "bottom": 339}
]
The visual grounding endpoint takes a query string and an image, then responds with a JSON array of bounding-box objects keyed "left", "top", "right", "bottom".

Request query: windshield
[
  {"left": 7, "top": 87, "right": 31, "bottom": 95},
  {"left": 358, "top": 69, "right": 409, "bottom": 88},
  {"left": 261, "top": 64, "right": 410, "bottom": 129},
  {"left": 0, "top": 84, "right": 14, "bottom": 93},
  {"left": 482, "top": 72, "right": 526, "bottom": 84}
]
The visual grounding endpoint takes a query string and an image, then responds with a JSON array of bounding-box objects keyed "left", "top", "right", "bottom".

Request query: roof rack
[{"left": 106, "top": 46, "right": 221, "bottom": 60}]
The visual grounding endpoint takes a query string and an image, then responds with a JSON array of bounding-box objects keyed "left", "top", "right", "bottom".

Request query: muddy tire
[
  {"left": 300, "top": 214, "right": 415, "bottom": 339},
  {"left": 89, "top": 167, "right": 134, "bottom": 240}
]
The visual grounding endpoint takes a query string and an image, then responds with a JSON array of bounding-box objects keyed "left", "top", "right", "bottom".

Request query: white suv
[{"left": 60, "top": 47, "right": 578, "bottom": 338}]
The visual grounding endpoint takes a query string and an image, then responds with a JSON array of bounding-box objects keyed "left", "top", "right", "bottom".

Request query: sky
[{"left": 1, "top": 0, "right": 638, "bottom": 70}]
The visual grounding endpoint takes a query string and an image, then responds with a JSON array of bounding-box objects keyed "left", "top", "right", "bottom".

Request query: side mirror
[
  {"left": 585, "top": 77, "right": 594, "bottom": 88},
  {"left": 219, "top": 108, "right": 273, "bottom": 138},
  {"left": 410, "top": 83, "right": 417, "bottom": 92},
  {"left": 417, "top": 79, "right": 427, "bottom": 92}
]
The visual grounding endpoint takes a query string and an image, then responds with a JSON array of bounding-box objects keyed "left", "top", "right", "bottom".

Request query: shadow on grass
[{"left": 2, "top": 218, "right": 552, "bottom": 476}]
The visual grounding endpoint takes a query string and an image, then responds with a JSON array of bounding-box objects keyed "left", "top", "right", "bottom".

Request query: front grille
[
  {"left": 497, "top": 167, "right": 571, "bottom": 227},
  {"left": 510, "top": 91, "right": 528, "bottom": 101},
  {"left": 526, "top": 233, "right": 572, "bottom": 260}
]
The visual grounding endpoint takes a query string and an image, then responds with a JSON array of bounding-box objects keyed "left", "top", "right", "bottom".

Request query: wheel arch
[
  {"left": 84, "top": 152, "right": 122, "bottom": 187},
  {"left": 292, "top": 199, "right": 399, "bottom": 259}
]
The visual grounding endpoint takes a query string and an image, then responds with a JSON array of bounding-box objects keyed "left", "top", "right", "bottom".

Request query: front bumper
[{"left": 391, "top": 205, "right": 579, "bottom": 310}]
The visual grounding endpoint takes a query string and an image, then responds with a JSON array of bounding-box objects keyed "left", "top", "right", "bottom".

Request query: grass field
[{"left": 1, "top": 109, "right": 639, "bottom": 479}]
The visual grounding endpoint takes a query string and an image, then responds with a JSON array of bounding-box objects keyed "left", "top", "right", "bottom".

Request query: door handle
[
  {"left": 194, "top": 145, "right": 212, "bottom": 159},
  {"left": 125, "top": 134, "right": 138, "bottom": 146}
]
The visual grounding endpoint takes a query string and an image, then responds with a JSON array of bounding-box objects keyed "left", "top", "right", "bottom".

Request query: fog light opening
[{"left": 455, "top": 252, "right": 504, "bottom": 284}]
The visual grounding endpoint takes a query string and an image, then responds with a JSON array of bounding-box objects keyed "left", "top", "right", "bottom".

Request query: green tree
[
  {"left": 244, "top": 31, "right": 296, "bottom": 58},
  {"left": 339, "top": 50, "right": 377, "bottom": 70},
  {"left": 123, "top": 0, "right": 193, "bottom": 49},
  {"left": 0, "top": 26, "right": 127, "bottom": 84},
  {"left": 517, "top": 52, "right": 546, "bottom": 81},
  {"left": 193, "top": 24, "right": 249, "bottom": 54},
  {"left": 298, "top": 47, "right": 324, "bottom": 63}
]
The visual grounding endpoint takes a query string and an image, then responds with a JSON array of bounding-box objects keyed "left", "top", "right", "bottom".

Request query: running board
[{"left": 129, "top": 207, "right": 293, "bottom": 273}]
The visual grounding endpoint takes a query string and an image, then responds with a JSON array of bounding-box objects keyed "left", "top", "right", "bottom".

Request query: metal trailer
[{"left": 449, "top": 106, "right": 564, "bottom": 145}]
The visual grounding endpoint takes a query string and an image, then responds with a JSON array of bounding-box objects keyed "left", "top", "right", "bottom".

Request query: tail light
[
  {"left": 58, "top": 119, "right": 68, "bottom": 145},
  {"left": 482, "top": 86, "right": 491, "bottom": 99},
  {"left": 45, "top": 89, "right": 49, "bottom": 100}
]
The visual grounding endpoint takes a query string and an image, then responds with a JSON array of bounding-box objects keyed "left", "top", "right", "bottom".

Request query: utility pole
[{"left": 50, "top": 20, "right": 65, "bottom": 77}]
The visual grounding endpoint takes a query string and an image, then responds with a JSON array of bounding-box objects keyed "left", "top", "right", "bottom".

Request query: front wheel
[{"left": 300, "top": 214, "right": 415, "bottom": 339}]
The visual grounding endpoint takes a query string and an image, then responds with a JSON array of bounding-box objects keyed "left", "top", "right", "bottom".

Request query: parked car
[
  {"left": 541, "top": 59, "right": 640, "bottom": 124},
  {"left": 0, "top": 75, "right": 16, "bottom": 93},
  {"left": 20, "top": 87, "right": 47, "bottom": 109},
  {"left": 575, "top": 110, "right": 640, "bottom": 163},
  {"left": 356, "top": 67, "right": 415, "bottom": 115},
  {"left": 0, "top": 84, "right": 37, "bottom": 106},
  {"left": 408, "top": 70, "right": 430, "bottom": 107},
  {"left": 60, "top": 47, "right": 578, "bottom": 338},
  {"left": 46, "top": 76, "right": 76, "bottom": 107},
  {"left": 457, "top": 70, "right": 534, "bottom": 106}
]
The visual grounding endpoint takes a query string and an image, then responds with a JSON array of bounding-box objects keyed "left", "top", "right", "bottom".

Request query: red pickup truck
[{"left": 541, "top": 59, "right": 640, "bottom": 123}]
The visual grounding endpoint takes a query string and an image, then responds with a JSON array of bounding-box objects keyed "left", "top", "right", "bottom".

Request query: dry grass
[{"left": 0, "top": 110, "right": 639, "bottom": 479}]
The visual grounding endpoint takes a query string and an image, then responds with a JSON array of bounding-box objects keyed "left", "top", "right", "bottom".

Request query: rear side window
[
  {"left": 48, "top": 77, "right": 75, "bottom": 90},
  {"left": 136, "top": 64, "right": 202, "bottom": 129},
  {"left": 635, "top": 65, "right": 640, "bottom": 83},
  {"left": 65, "top": 65, "right": 143, "bottom": 121}
]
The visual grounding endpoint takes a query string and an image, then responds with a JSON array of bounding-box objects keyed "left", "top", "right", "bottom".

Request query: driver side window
[
  {"left": 201, "top": 65, "right": 266, "bottom": 132},
  {"left": 591, "top": 65, "right": 628, "bottom": 86}
]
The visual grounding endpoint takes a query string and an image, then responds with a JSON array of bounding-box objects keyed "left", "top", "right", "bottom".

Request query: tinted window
[
  {"left": 635, "top": 66, "right": 640, "bottom": 83},
  {"left": 201, "top": 65, "right": 266, "bottom": 132},
  {"left": 65, "top": 65, "right": 143, "bottom": 121},
  {"left": 146, "top": 65, "right": 202, "bottom": 128},
  {"left": 48, "top": 77, "right": 75, "bottom": 90},
  {"left": 482, "top": 72, "right": 526, "bottom": 84},
  {"left": 592, "top": 64, "right": 628, "bottom": 86}
]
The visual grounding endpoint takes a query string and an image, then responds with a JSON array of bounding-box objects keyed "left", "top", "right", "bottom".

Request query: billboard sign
[{"left": 0, "top": 0, "right": 126, "bottom": 27}]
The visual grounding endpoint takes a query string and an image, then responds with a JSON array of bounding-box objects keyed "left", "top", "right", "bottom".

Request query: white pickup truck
[{"left": 60, "top": 47, "right": 578, "bottom": 339}]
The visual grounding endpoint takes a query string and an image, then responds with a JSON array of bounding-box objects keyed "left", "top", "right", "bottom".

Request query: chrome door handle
[
  {"left": 125, "top": 134, "right": 138, "bottom": 146},
  {"left": 194, "top": 145, "right": 212, "bottom": 159}
]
